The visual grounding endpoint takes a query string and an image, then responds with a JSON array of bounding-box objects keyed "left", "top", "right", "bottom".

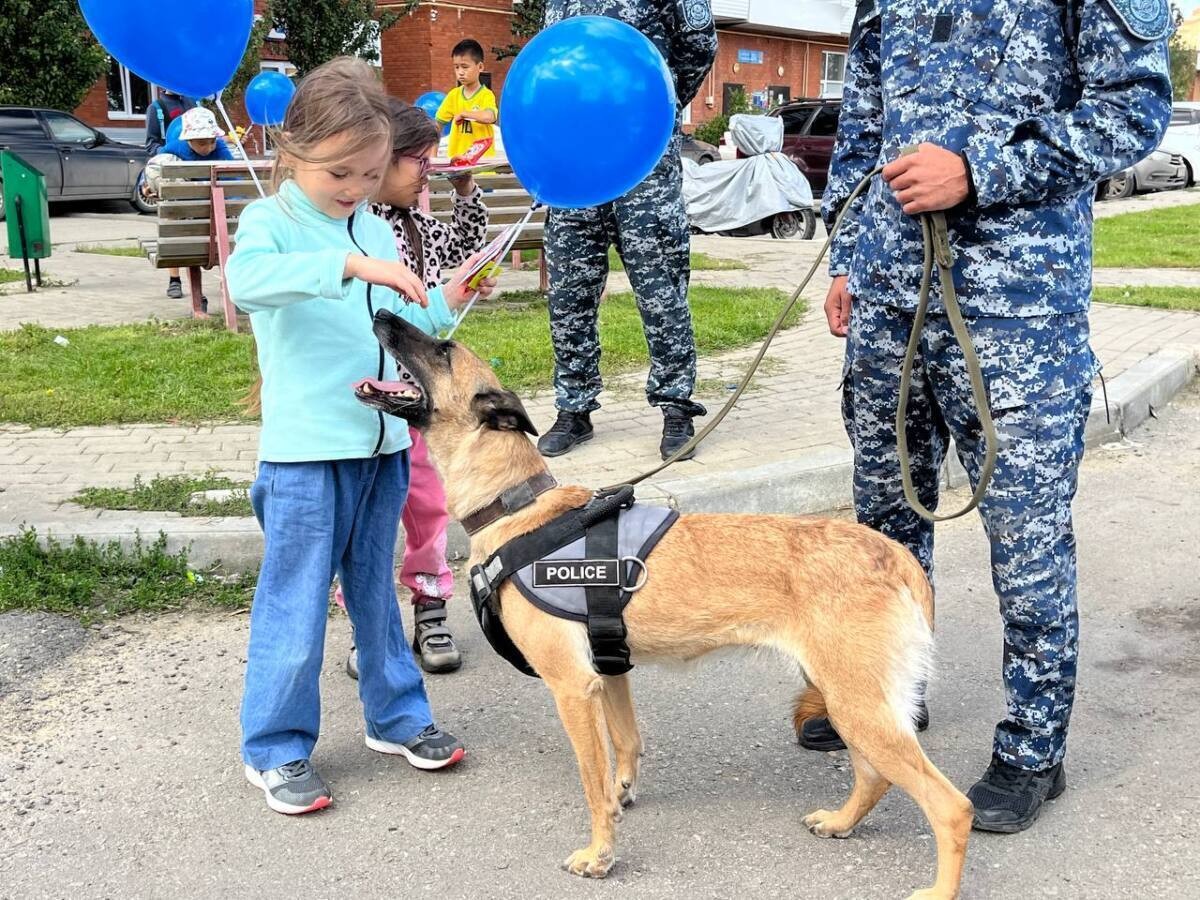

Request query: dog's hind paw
[
  {"left": 803, "top": 808, "right": 856, "bottom": 839},
  {"left": 562, "top": 844, "right": 614, "bottom": 878},
  {"left": 617, "top": 778, "right": 637, "bottom": 808}
]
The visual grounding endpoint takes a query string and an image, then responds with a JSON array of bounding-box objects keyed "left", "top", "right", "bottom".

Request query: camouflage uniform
[
  {"left": 543, "top": 0, "right": 717, "bottom": 417},
  {"left": 824, "top": 0, "right": 1172, "bottom": 770}
]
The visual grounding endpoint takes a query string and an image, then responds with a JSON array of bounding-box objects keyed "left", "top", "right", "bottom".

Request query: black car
[{"left": 0, "top": 106, "right": 152, "bottom": 221}]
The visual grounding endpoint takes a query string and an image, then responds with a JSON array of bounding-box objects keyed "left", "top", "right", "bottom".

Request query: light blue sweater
[{"left": 227, "top": 180, "right": 455, "bottom": 462}]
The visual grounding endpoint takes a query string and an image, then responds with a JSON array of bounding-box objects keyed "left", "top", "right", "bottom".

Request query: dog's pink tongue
[{"left": 353, "top": 377, "right": 409, "bottom": 393}]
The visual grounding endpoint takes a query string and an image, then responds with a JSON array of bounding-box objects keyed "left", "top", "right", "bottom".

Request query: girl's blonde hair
[{"left": 268, "top": 56, "right": 393, "bottom": 194}]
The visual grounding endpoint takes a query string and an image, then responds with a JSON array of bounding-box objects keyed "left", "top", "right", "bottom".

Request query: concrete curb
[{"left": 8, "top": 348, "right": 1197, "bottom": 573}]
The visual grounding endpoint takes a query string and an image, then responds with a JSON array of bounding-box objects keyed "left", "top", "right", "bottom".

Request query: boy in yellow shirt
[{"left": 436, "top": 39, "right": 498, "bottom": 159}]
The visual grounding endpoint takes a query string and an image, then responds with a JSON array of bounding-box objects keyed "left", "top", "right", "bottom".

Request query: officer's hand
[
  {"left": 882, "top": 143, "right": 969, "bottom": 215},
  {"left": 824, "top": 275, "right": 853, "bottom": 338}
]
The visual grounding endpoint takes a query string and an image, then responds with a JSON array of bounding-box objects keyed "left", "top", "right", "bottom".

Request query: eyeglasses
[{"left": 400, "top": 154, "right": 433, "bottom": 177}]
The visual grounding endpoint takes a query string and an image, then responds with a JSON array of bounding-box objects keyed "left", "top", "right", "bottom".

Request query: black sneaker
[
  {"left": 798, "top": 702, "right": 930, "bottom": 752},
  {"left": 412, "top": 599, "right": 462, "bottom": 673},
  {"left": 537, "top": 410, "right": 593, "bottom": 457},
  {"left": 166, "top": 278, "right": 183, "bottom": 299},
  {"left": 968, "top": 756, "right": 1066, "bottom": 833},
  {"left": 366, "top": 724, "right": 465, "bottom": 770},
  {"left": 199, "top": 295, "right": 208, "bottom": 314},
  {"left": 660, "top": 408, "right": 697, "bottom": 460}
]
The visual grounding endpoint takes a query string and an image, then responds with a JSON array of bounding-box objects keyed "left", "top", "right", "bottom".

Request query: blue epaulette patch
[{"left": 1101, "top": 0, "right": 1172, "bottom": 41}]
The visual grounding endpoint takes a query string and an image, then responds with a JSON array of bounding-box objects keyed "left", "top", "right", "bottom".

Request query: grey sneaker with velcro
[{"left": 412, "top": 599, "right": 462, "bottom": 673}]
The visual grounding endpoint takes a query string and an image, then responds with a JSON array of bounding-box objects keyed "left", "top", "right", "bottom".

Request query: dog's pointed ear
[{"left": 471, "top": 389, "right": 538, "bottom": 436}]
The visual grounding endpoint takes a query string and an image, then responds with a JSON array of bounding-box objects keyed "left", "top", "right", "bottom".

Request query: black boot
[
  {"left": 537, "top": 410, "right": 593, "bottom": 457},
  {"left": 798, "top": 701, "right": 929, "bottom": 752},
  {"left": 659, "top": 408, "right": 697, "bottom": 461},
  {"left": 968, "top": 756, "right": 1066, "bottom": 833}
]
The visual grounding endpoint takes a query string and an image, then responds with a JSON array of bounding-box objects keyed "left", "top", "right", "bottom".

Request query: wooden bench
[
  {"left": 141, "top": 159, "right": 271, "bottom": 330},
  {"left": 422, "top": 163, "right": 548, "bottom": 290},
  {"left": 141, "top": 160, "right": 548, "bottom": 330}
]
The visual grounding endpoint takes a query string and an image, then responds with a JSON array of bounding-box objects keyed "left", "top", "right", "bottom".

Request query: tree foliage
[
  {"left": 494, "top": 0, "right": 545, "bottom": 60},
  {"left": 269, "top": 0, "right": 416, "bottom": 76},
  {"left": 0, "top": 0, "right": 109, "bottom": 110}
]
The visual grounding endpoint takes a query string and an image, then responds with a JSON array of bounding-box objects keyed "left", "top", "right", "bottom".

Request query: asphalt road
[{"left": 1, "top": 385, "right": 1198, "bottom": 899}]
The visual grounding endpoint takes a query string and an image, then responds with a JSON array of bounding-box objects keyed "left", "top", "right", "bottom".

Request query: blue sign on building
[{"left": 737, "top": 49, "right": 764, "bottom": 65}]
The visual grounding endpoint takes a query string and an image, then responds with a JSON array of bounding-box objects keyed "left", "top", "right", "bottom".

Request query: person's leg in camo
[
  {"left": 798, "top": 300, "right": 940, "bottom": 752},
  {"left": 537, "top": 204, "right": 613, "bottom": 457},
  {"left": 611, "top": 134, "right": 706, "bottom": 460}
]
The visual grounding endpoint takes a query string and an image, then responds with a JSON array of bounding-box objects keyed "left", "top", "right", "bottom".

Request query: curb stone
[{"left": 5, "top": 349, "right": 1196, "bottom": 573}]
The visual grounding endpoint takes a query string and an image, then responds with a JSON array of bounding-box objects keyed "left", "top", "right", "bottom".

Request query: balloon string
[
  {"left": 213, "top": 94, "right": 266, "bottom": 199},
  {"left": 445, "top": 204, "right": 538, "bottom": 339}
]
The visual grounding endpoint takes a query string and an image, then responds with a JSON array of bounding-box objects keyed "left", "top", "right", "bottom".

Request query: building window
[
  {"left": 106, "top": 58, "right": 153, "bottom": 119},
  {"left": 820, "top": 51, "right": 846, "bottom": 98},
  {"left": 259, "top": 60, "right": 297, "bottom": 77}
]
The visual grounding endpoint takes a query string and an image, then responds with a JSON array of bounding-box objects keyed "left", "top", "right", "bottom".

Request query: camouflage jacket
[
  {"left": 823, "top": 0, "right": 1173, "bottom": 316},
  {"left": 544, "top": 0, "right": 718, "bottom": 109}
]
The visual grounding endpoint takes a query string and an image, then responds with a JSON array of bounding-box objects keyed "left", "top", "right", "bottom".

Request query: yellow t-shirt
[{"left": 436, "top": 85, "right": 498, "bottom": 159}]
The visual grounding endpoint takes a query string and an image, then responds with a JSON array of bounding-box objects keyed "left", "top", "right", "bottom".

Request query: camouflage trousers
[
  {"left": 841, "top": 302, "right": 1097, "bottom": 770},
  {"left": 544, "top": 143, "right": 704, "bottom": 417}
]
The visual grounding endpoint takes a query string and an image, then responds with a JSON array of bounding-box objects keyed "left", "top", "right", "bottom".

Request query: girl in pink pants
[{"left": 340, "top": 99, "right": 490, "bottom": 676}]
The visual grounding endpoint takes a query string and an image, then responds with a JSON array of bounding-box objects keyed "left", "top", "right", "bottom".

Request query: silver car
[{"left": 1099, "top": 146, "right": 1189, "bottom": 200}]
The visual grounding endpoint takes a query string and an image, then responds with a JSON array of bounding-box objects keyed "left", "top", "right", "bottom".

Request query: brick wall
[{"left": 685, "top": 30, "right": 849, "bottom": 128}]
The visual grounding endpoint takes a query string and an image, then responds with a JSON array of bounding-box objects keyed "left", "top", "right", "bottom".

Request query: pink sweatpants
[{"left": 398, "top": 427, "right": 454, "bottom": 604}]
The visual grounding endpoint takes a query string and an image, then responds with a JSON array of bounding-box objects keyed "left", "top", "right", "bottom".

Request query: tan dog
[{"left": 357, "top": 309, "right": 972, "bottom": 899}]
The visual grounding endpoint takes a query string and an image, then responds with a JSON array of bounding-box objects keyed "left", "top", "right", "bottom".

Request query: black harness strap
[{"left": 583, "top": 512, "right": 632, "bottom": 675}]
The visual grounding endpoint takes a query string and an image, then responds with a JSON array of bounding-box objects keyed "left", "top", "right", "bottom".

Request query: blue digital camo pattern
[
  {"left": 543, "top": 0, "right": 717, "bottom": 416},
  {"left": 826, "top": 0, "right": 1171, "bottom": 770},
  {"left": 824, "top": 0, "right": 1173, "bottom": 317}
]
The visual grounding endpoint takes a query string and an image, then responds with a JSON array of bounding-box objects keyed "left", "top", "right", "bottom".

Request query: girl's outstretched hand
[{"left": 346, "top": 256, "right": 429, "bottom": 307}]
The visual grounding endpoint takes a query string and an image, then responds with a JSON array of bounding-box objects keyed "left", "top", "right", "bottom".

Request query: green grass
[
  {"left": 1093, "top": 286, "right": 1200, "bottom": 312},
  {"left": 74, "top": 472, "right": 253, "bottom": 518},
  {"left": 0, "top": 287, "right": 798, "bottom": 427},
  {"left": 0, "top": 319, "right": 256, "bottom": 428},
  {"left": 0, "top": 528, "right": 254, "bottom": 624},
  {"left": 456, "top": 286, "right": 797, "bottom": 392},
  {"left": 1, "top": 267, "right": 27, "bottom": 283},
  {"left": 512, "top": 249, "right": 746, "bottom": 272},
  {"left": 74, "top": 243, "right": 144, "bottom": 257},
  {"left": 1093, "top": 205, "right": 1200, "bottom": 268}
]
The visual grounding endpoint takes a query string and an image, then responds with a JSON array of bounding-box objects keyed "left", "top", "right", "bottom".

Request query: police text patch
[
  {"left": 680, "top": 0, "right": 713, "bottom": 31},
  {"left": 533, "top": 559, "right": 621, "bottom": 588}
]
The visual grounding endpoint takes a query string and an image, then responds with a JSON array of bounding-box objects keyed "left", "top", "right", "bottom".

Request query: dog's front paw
[
  {"left": 562, "top": 844, "right": 614, "bottom": 878},
  {"left": 616, "top": 775, "right": 638, "bottom": 808},
  {"left": 803, "top": 808, "right": 856, "bottom": 839}
]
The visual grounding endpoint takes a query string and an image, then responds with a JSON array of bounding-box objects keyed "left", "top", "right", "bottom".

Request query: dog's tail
[{"left": 791, "top": 684, "right": 827, "bottom": 735}]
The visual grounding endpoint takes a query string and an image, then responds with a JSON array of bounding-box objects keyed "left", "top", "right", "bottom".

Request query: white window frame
[
  {"left": 820, "top": 51, "right": 847, "bottom": 99},
  {"left": 259, "top": 60, "right": 297, "bottom": 77},
  {"left": 106, "top": 58, "right": 156, "bottom": 121}
]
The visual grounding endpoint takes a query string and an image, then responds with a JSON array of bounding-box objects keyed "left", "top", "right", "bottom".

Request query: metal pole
[{"left": 14, "top": 195, "right": 32, "bottom": 292}]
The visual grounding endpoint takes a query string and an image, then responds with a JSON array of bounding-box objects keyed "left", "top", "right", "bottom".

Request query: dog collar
[{"left": 461, "top": 472, "right": 559, "bottom": 535}]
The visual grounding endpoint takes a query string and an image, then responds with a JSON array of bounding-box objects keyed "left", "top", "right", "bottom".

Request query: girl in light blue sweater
[{"left": 226, "top": 58, "right": 494, "bottom": 815}]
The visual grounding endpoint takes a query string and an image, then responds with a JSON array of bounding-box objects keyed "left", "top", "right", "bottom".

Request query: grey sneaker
[
  {"left": 166, "top": 279, "right": 183, "bottom": 299},
  {"left": 244, "top": 759, "right": 332, "bottom": 815},
  {"left": 345, "top": 644, "right": 359, "bottom": 680},
  {"left": 366, "top": 724, "right": 465, "bottom": 771},
  {"left": 412, "top": 599, "right": 462, "bottom": 674}
]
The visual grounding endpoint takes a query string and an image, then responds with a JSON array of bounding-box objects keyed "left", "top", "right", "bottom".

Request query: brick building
[{"left": 72, "top": 1, "right": 851, "bottom": 139}]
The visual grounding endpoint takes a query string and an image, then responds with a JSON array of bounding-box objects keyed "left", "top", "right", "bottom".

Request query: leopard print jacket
[{"left": 369, "top": 186, "right": 489, "bottom": 289}]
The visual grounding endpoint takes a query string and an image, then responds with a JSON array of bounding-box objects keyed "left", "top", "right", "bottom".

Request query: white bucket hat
[{"left": 178, "top": 107, "right": 223, "bottom": 141}]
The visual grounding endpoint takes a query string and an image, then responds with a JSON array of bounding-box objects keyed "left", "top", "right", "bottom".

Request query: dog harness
[{"left": 467, "top": 485, "right": 678, "bottom": 678}]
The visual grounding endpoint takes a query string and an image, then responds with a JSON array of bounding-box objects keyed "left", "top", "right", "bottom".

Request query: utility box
[{"left": 2, "top": 150, "right": 51, "bottom": 260}]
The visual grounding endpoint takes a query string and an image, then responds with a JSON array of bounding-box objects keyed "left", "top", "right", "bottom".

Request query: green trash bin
[{"left": 2, "top": 149, "right": 51, "bottom": 290}]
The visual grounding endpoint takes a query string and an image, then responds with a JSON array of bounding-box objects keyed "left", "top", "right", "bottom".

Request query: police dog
[{"left": 358, "top": 309, "right": 972, "bottom": 900}]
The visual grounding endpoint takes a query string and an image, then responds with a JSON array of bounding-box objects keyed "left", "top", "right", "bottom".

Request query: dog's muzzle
[{"left": 352, "top": 363, "right": 424, "bottom": 417}]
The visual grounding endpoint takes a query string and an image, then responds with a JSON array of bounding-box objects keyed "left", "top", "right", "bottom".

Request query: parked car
[
  {"left": 1098, "top": 148, "right": 1189, "bottom": 200},
  {"left": 0, "top": 106, "right": 152, "bottom": 221},
  {"left": 681, "top": 133, "right": 719, "bottom": 165},
  {"left": 1159, "top": 102, "right": 1200, "bottom": 186},
  {"left": 743, "top": 98, "right": 841, "bottom": 197}
]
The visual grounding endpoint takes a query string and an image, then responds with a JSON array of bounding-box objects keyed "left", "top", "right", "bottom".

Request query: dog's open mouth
[{"left": 352, "top": 366, "right": 424, "bottom": 416}]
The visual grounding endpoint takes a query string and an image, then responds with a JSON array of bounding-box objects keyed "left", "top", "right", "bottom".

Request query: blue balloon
[
  {"left": 500, "top": 16, "right": 676, "bottom": 208},
  {"left": 80, "top": 0, "right": 254, "bottom": 99},
  {"left": 245, "top": 71, "right": 296, "bottom": 126},
  {"left": 165, "top": 114, "right": 184, "bottom": 145},
  {"left": 414, "top": 91, "right": 446, "bottom": 121}
]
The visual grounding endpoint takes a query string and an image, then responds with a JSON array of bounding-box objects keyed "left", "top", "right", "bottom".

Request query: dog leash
[{"left": 602, "top": 152, "right": 998, "bottom": 523}]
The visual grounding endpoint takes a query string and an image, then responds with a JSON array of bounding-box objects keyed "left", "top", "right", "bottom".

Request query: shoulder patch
[
  {"left": 680, "top": 0, "right": 714, "bottom": 31},
  {"left": 1100, "top": 0, "right": 1172, "bottom": 42}
]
